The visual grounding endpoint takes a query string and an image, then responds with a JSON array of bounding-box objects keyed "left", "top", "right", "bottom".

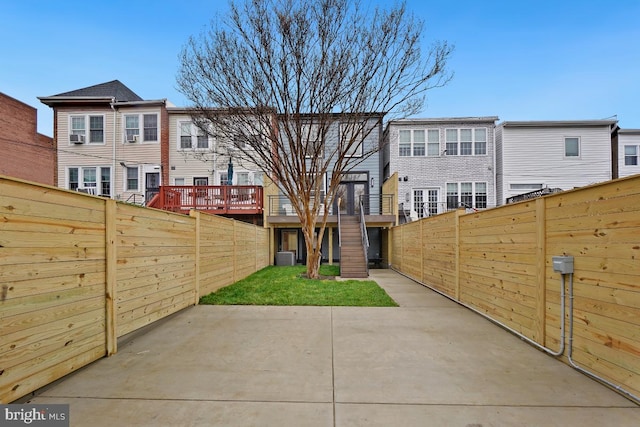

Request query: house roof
[
  {"left": 39, "top": 80, "right": 144, "bottom": 106},
  {"left": 618, "top": 128, "right": 640, "bottom": 135},
  {"left": 53, "top": 80, "right": 142, "bottom": 101},
  {"left": 500, "top": 120, "right": 617, "bottom": 128},
  {"left": 389, "top": 116, "right": 499, "bottom": 125}
]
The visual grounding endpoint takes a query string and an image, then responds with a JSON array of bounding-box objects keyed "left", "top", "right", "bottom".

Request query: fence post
[
  {"left": 192, "top": 211, "right": 201, "bottom": 305},
  {"left": 420, "top": 219, "right": 425, "bottom": 284},
  {"left": 535, "top": 198, "right": 547, "bottom": 345},
  {"left": 105, "top": 199, "right": 117, "bottom": 356},
  {"left": 455, "top": 209, "right": 463, "bottom": 301}
]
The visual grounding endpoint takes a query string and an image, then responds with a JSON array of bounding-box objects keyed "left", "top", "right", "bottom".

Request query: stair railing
[
  {"left": 359, "top": 199, "right": 370, "bottom": 275},
  {"left": 337, "top": 197, "right": 342, "bottom": 249}
]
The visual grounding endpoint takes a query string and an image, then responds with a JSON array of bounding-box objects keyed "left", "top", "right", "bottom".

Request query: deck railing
[{"left": 152, "top": 185, "right": 263, "bottom": 214}]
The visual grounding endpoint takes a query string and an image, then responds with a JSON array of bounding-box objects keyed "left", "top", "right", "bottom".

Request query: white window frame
[
  {"left": 125, "top": 166, "right": 140, "bottom": 192},
  {"left": 445, "top": 128, "right": 488, "bottom": 156},
  {"left": 340, "top": 122, "right": 364, "bottom": 158},
  {"left": 446, "top": 182, "right": 488, "bottom": 210},
  {"left": 564, "top": 137, "right": 581, "bottom": 158},
  {"left": 69, "top": 114, "right": 105, "bottom": 144},
  {"left": 624, "top": 145, "right": 638, "bottom": 166},
  {"left": 412, "top": 188, "right": 440, "bottom": 218},
  {"left": 398, "top": 129, "right": 439, "bottom": 157},
  {"left": 123, "top": 113, "right": 159, "bottom": 144},
  {"left": 302, "top": 122, "right": 324, "bottom": 158},
  {"left": 178, "top": 121, "right": 211, "bottom": 150},
  {"left": 68, "top": 166, "right": 111, "bottom": 195}
]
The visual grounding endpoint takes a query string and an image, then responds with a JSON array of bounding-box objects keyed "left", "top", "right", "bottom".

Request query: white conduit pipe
[
  {"left": 391, "top": 267, "right": 639, "bottom": 404},
  {"left": 567, "top": 273, "right": 639, "bottom": 403}
]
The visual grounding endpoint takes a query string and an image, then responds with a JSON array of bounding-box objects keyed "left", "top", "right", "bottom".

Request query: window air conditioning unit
[
  {"left": 127, "top": 135, "right": 139, "bottom": 143},
  {"left": 70, "top": 134, "right": 85, "bottom": 144}
]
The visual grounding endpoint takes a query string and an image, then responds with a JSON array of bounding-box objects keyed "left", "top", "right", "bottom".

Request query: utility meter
[{"left": 552, "top": 256, "right": 574, "bottom": 274}]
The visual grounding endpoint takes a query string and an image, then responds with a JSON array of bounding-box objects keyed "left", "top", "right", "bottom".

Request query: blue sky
[{"left": 2, "top": 0, "right": 638, "bottom": 136}]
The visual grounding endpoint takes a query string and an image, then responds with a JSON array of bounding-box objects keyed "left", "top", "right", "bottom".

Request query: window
[
  {"left": 194, "top": 177, "right": 208, "bottom": 186},
  {"left": 565, "top": 137, "right": 580, "bottom": 157},
  {"left": 174, "top": 178, "right": 185, "bottom": 185},
  {"left": 68, "top": 167, "right": 111, "bottom": 195},
  {"left": 399, "top": 130, "right": 411, "bottom": 156},
  {"left": 510, "top": 183, "right": 543, "bottom": 191},
  {"left": 413, "top": 130, "right": 425, "bottom": 156},
  {"left": 71, "top": 116, "right": 85, "bottom": 141},
  {"left": 237, "top": 172, "right": 250, "bottom": 185},
  {"left": 341, "top": 122, "right": 364, "bottom": 157},
  {"left": 69, "top": 168, "right": 79, "bottom": 191},
  {"left": 89, "top": 116, "right": 104, "bottom": 143},
  {"left": 124, "top": 114, "right": 158, "bottom": 143},
  {"left": 70, "top": 115, "right": 104, "bottom": 144},
  {"left": 446, "top": 128, "right": 488, "bottom": 156},
  {"left": 474, "top": 129, "right": 487, "bottom": 155},
  {"left": 179, "top": 122, "right": 210, "bottom": 150},
  {"left": 253, "top": 172, "right": 264, "bottom": 186},
  {"left": 143, "top": 114, "right": 158, "bottom": 141},
  {"left": 180, "top": 122, "right": 193, "bottom": 149},
  {"left": 413, "top": 189, "right": 439, "bottom": 218},
  {"left": 427, "top": 130, "right": 440, "bottom": 156},
  {"left": 445, "top": 129, "right": 458, "bottom": 155},
  {"left": 197, "top": 128, "right": 208, "bottom": 149},
  {"left": 460, "top": 129, "right": 473, "bottom": 155},
  {"left": 126, "top": 167, "right": 139, "bottom": 191},
  {"left": 446, "top": 183, "right": 458, "bottom": 209},
  {"left": 475, "top": 182, "right": 487, "bottom": 208},
  {"left": 101, "top": 168, "right": 111, "bottom": 196},
  {"left": 303, "top": 123, "right": 323, "bottom": 158},
  {"left": 398, "top": 129, "right": 434, "bottom": 157},
  {"left": 446, "top": 182, "right": 487, "bottom": 209},
  {"left": 219, "top": 172, "right": 228, "bottom": 185},
  {"left": 624, "top": 145, "right": 638, "bottom": 166}
]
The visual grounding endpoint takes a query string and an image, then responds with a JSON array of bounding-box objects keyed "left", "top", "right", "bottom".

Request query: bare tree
[{"left": 177, "top": 0, "right": 453, "bottom": 279}]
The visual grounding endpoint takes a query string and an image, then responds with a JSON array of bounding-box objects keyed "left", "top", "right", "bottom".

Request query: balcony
[
  {"left": 151, "top": 185, "right": 263, "bottom": 215},
  {"left": 267, "top": 193, "right": 396, "bottom": 226}
]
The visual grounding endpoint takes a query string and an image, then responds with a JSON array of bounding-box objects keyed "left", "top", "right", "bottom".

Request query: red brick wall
[{"left": 0, "top": 92, "right": 55, "bottom": 185}]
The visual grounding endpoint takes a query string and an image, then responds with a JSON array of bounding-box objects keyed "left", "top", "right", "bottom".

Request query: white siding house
[
  {"left": 39, "top": 81, "right": 170, "bottom": 204},
  {"left": 616, "top": 129, "right": 640, "bottom": 179},
  {"left": 384, "top": 117, "right": 499, "bottom": 219},
  {"left": 495, "top": 120, "right": 617, "bottom": 205},
  {"left": 167, "top": 108, "right": 265, "bottom": 186}
]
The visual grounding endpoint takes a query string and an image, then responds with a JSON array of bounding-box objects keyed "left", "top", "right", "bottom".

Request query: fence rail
[
  {"left": 0, "top": 176, "right": 269, "bottom": 403},
  {"left": 390, "top": 174, "right": 640, "bottom": 403}
]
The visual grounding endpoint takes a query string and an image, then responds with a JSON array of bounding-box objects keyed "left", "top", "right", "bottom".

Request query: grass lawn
[{"left": 199, "top": 265, "right": 398, "bottom": 307}]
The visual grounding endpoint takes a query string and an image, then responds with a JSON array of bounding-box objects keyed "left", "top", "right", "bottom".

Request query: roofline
[
  {"left": 500, "top": 120, "right": 618, "bottom": 128},
  {"left": 618, "top": 128, "right": 640, "bottom": 135},
  {"left": 38, "top": 96, "right": 166, "bottom": 108},
  {"left": 113, "top": 99, "right": 167, "bottom": 107},
  {"left": 388, "top": 116, "right": 499, "bottom": 124},
  {"left": 38, "top": 96, "right": 114, "bottom": 106}
]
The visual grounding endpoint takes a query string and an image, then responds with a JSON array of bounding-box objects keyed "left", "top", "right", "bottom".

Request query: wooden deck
[{"left": 150, "top": 185, "right": 263, "bottom": 215}]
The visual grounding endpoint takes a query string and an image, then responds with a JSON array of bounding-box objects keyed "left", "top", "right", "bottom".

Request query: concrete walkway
[{"left": 28, "top": 270, "right": 639, "bottom": 426}]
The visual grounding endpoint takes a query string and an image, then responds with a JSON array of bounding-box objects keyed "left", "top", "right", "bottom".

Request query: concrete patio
[{"left": 25, "top": 269, "right": 639, "bottom": 426}]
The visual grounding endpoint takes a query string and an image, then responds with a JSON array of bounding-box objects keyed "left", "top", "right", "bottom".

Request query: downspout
[{"left": 110, "top": 98, "right": 117, "bottom": 199}]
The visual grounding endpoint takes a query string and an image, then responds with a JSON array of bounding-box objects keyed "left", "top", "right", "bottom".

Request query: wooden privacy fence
[
  {"left": 391, "top": 174, "right": 640, "bottom": 402},
  {"left": 0, "top": 176, "right": 269, "bottom": 403}
]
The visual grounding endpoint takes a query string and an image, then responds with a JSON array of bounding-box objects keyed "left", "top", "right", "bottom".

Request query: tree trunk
[{"left": 301, "top": 220, "right": 323, "bottom": 279}]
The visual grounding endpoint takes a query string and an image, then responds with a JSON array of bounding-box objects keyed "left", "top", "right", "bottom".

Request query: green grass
[{"left": 199, "top": 265, "right": 398, "bottom": 307}]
